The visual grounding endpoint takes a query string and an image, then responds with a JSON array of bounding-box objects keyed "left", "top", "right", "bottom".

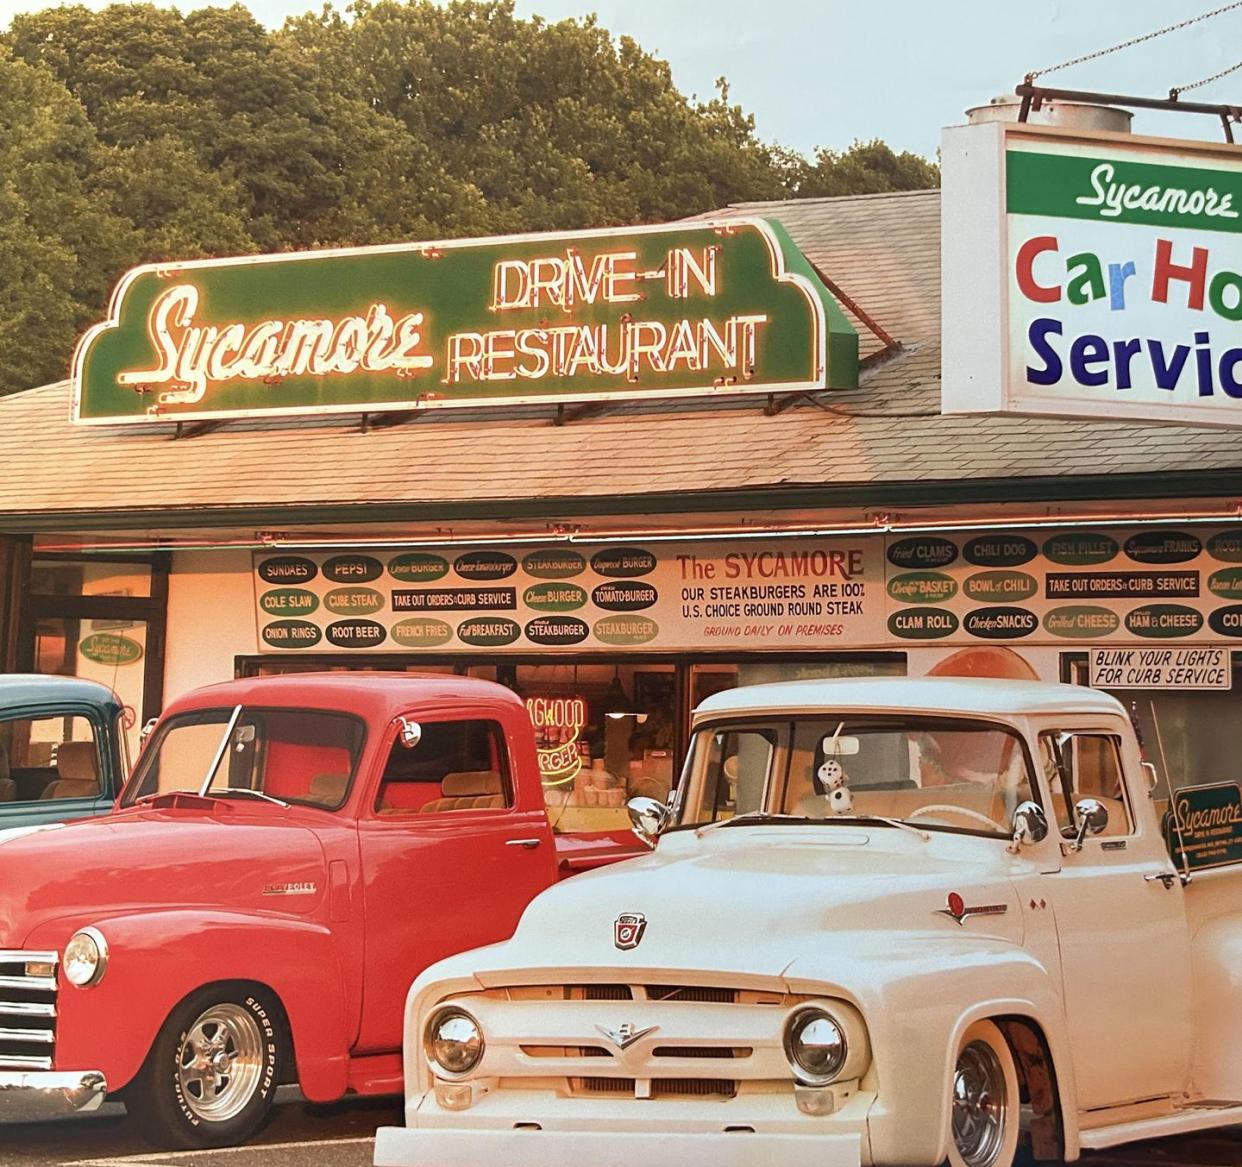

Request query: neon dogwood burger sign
[{"left": 73, "top": 220, "right": 858, "bottom": 424}]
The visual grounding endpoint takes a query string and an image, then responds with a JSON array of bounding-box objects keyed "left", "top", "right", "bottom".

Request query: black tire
[{"left": 130, "top": 983, "right": 284, "bottom": 1150}]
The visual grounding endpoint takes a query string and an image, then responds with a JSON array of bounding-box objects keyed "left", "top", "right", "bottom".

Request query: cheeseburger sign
[
  {"left": 72, "top": 219, "right": 857, "bottom": 424},
  {"left": 943, "top": 120, "right": 1242, "bottom": 428}
]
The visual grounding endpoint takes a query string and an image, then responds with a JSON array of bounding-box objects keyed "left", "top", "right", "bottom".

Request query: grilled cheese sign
[{"left": 73, "top": 219, "right": 857, "bottom": 424}]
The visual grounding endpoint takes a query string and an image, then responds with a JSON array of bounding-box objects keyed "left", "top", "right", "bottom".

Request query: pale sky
[{"left": 1, "top": 0, "right": 1239, "bottom": 156}]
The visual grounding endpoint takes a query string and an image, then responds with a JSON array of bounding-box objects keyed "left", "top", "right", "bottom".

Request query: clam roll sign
[
  {"left": 943, "top": 121, "right": 1242, "bottom": 428},
  {"left": 73, "top": 219, "right": 857, "bottom": 424}
]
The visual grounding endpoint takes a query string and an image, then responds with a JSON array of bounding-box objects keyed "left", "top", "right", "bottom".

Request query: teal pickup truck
[{"left": 0, "top": 676, "right": 127, "bottom": 835}]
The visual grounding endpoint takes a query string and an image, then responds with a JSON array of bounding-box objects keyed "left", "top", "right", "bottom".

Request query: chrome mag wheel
[
  {"left": 952, "top": 1038, "right": 1010, "bottom": 1167},
  {"left": 176, "top": 1002, "right": 266, "bottom": 1123}
]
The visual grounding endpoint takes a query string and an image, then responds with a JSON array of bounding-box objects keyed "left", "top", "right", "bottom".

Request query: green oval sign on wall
[
  {"left": 324, "top": 587, "right": 385, "bottom": 615},
  {"left": 523, "top": 582, "right": 588, "bottom": 612},
  {"left": 323, "top": 555, "right": 383, "bottom": 583},
  {"left": 1207, "top": 530, "right": 1242, "bottom": 563},
  {"left": 1124, "top": 604, "right": 1203, "bottom": 638},
  {"left": 79, "top": 633, "right": 143, "bottom": 666},
  {"left": 391, "top": 618, "right": 454, "bottom": 647},
  {"left": 593, "top": 616, "right": 659, "bottom": 645},
  {"left": 260, "top": 621, "right": 322, "bottom": 649},
  {"left": 388, "top": 553, "right": 449, "bottom": 582},
  {"left": 1042, "top": 532, "right": 1119, "bottom": 566},
  {"left": 963, "top": 570, "right": 1038, "bottom": 603},
  {"left": 1042, "top": 606, "right": 1121, "bottom": 639},
  {"left": 259, "top": 588, "right": 319, "bottom": 616},
  {"left": 457, "top": 617, "right": 521, "bottom": 647},
  {"left": 886, "top": 571, "right": 958, "bottom": 604},
  {"left": 886, "top": 608, "right": 959, "bottom": 639},
  {"left": 1208, "top": 567, "right": 1242, "bottom": 601},
  {"left": 522, "top": 550, "right": 587, "bottom": 579}
]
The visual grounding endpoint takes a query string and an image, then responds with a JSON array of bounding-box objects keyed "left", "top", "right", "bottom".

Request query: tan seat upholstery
[
  {"left": 40, "top": 740, "right": 101, "bottom": 801},
  {"left": 421, "top": 770, "right": 505, "bottom": 813},
  {"left": 308, "top": 772, "right": 350, "bottom": 807}
]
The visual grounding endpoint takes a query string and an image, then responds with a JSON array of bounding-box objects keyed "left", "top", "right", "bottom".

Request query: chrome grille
[{"left": 0, "top": 950, "right": 58, "bottom": 1071}]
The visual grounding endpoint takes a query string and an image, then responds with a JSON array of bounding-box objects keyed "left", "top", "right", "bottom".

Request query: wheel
[
  {"left": 908, "top": 804, "right": 1009, "bottom": 833},
  {"left": 131, "top": 984, "right": 284, "bottom": 1149},
  {"left": 947, "top": 1020, "right": 1020, "bottom": 1167}
]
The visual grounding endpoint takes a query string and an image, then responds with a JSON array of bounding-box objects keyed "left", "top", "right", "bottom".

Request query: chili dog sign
[
  {"left": 943, "top": 121, "right": 1242, "bottom": 428},
  {"left": 72, "top": 219, "right": 857, "bottom": 424}
]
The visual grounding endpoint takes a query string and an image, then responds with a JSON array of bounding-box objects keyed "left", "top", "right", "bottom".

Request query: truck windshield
[
  {"left": 123, "top": 707, "right": 366, "bottom": 810},
  {"left": 679, "top": 715, "right": 1035, "bottom": 839}
]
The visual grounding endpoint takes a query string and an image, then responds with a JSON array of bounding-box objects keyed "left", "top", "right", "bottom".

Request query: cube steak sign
[{"left": 74, "top": 219, "right": 857, "bottom": 424}]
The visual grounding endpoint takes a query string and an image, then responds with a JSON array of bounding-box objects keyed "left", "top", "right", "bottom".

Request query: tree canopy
[{"left": 0, "top": 0, "right": 938, "bottom": 391}]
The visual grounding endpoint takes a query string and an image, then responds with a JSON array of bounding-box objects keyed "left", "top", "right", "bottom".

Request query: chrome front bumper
[
  {"left": 0, "top": 1070, "right": 108, "bottom": 1122},
  {"left": 373, "top": 1127, "right": 861, "bottom": 1167}
]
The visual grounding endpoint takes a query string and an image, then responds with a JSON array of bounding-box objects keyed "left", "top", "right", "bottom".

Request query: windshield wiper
[
  {"left": 696, "top": 812, "right": 812, "bottom": 836},
  {"left": 831, "top": 814, "right": 930, "bottom": 841},
  {"left": 210, "top": 788, "right": 290, "bottom": 809}
]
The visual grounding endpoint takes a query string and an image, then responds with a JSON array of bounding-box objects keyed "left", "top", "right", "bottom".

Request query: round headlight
[
  {"left": 63, "top": 927, "right": 108, "bottom": 988},
  {"left": 424, "top": 1008, "right": 484, "bottom": 1077},
  {"left": 784, "top": 1007, "right": 847, "bottom": 1086}
]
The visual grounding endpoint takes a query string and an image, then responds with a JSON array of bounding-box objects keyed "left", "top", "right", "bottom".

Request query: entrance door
[
  {"left": 1037, "top": 728, "right": 1193, "bottom": 1111},
  {"left": 353, "top": 713, "right": 557, "bottom": 1053}
]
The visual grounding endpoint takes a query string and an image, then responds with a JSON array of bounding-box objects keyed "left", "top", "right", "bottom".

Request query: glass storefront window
[
  {"left": 31, "top": 559, "right": 153, "bottom": 599},
  {"left": 690, "top": 657, "right": 906, "bottom": 708}
]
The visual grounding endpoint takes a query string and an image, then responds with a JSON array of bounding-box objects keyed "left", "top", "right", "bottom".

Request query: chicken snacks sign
[
  {"left": 72, "top": 219, "right": 857, "bottom": 424},
  {"left": 943, "top": 121, "right": 1242, "bottom": 428}
]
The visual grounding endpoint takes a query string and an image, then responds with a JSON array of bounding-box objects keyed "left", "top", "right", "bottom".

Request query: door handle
[
  {"left": 1144, "top": 870, "right": 1178, "bottom": 889},
  {"left": 506, "top": 838, "right": 543, "bottom": 850}
]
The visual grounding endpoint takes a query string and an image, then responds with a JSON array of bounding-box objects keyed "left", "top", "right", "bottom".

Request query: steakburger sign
[
  {"left": 943, "top": 120, "right": 1242, "bottom": 428},
  {"left": 72, "top": 218, "right": 857, "bottom": 424}
]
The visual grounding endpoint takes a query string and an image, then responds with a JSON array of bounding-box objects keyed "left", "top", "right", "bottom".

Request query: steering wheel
[{"left": 906, "top": 804, "right": 1008, "bottom": 833}]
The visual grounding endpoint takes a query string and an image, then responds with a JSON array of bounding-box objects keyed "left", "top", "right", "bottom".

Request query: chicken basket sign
[
  {"left": 72, "top": 218, "right": 857, "bottom": 424},
  {"left": 943, "top": 120, "right": 1242, "bottom": 428}
]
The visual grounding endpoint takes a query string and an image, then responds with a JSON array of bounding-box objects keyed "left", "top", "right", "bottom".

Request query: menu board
[
  {"left": 252, "top": 540, "right": 885, "bottom": 653},
  {"left": 253, "top": 526, "right": 1242, "bottom": 653}
]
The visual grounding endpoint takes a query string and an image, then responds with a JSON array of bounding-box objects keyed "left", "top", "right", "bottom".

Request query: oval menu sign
[
  {"left": 590, "top": 547, "right": 656, "bottom": 578},
  {"left": 79, "top": 633, "right": 143, "bottom": 665}
]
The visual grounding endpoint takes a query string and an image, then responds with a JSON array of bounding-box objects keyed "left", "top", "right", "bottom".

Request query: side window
[
  {"left": 684, "top": 728, "right": 775, "bottom": 826},
  {"left": 0, "top": 714, "right": 102, "bottom": 804},
  {"left": 374, "top": 720, "right": 513, "bottom": 816},
  {"left": 1039, "top": 732, "right": 1133, "bottom": 839}
]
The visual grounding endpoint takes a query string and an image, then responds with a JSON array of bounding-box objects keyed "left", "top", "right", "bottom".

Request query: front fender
[
  {"left": 27, "top": 910, "right": 351, "bottom": 1101},
  {"left": 784, "top": 935, "right": 1076, "bottom": 1167}
]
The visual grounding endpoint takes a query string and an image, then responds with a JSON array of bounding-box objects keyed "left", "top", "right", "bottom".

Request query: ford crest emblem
[{"left": 614, "top": 912, "right": 647, "bottom": 950}]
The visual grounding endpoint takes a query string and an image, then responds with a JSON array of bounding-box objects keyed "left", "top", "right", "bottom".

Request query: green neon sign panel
[{"left": 73, "top": 218, "right": 857, "bottom": 425}]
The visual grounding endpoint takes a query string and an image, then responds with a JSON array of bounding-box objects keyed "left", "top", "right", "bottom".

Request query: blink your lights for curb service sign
[
  {"left": 71, "top": 219, "right": 858, "bottom": 424},
  {"left": 943, "top": 122, "right": 1242, "bottom": 428}
]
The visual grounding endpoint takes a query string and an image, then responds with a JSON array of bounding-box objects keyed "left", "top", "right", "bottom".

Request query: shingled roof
[{"left": 1, "top": 189, "right": 1239, "bottom": 532}]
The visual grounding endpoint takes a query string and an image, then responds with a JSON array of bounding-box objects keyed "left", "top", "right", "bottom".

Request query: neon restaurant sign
[{"left": 72, "top": 219, "right": 858, "bottom": 424}]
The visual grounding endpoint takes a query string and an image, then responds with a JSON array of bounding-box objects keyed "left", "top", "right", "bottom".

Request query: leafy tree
[{"left": 784, "top": 139, "right": 940, "bottom": 199}]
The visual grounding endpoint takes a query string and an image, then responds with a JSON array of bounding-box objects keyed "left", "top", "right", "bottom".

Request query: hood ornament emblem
[
  {"left": 596, "top": 1022, "right": 659, "bottom": 1051},
  {"left": 935, "top": 891, "right": 1008, "bottom": 926},
  {"left": 614, "top": 912, "right": 647, "bottom": 950}
]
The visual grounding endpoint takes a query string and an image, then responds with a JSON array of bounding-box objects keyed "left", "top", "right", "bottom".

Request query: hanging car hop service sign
[
  {"left": 72, "top": 219, "right": 857, "bottom": 424},
  {"left": 943, "top": 121, "right": 1242, "bottom": 428}
]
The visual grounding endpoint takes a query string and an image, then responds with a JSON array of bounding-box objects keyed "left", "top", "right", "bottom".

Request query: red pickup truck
[{"left": 0, "top": 673, "right": 635, "bottom": 1147}]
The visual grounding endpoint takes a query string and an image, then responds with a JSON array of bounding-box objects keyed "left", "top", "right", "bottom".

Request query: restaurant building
[{"left": 2, "top": 113, "right": 1241, "bottom": 832}]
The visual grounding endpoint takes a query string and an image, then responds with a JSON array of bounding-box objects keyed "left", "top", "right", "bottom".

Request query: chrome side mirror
[
  {"left": 627, "top": 796, "right": 671, "bottom": 848},
  {"left": 1008, "top": 800, "right": 1049, "bottom": 853},
  {"left": 139, "top": 717, "right": 159, "bottom": 744},
  {"left": 398, "top": 718, "right": 422, "bottom": 749},
  {"left": 1071, "top": 797, "right": 1109, "bottom": 852}
]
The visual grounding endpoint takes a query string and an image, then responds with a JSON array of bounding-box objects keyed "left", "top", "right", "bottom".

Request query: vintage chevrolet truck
[
  {"left": 375, "top": 676, "right": 1242, "bottom": 1167},
  {"left": 0, "top": 672, "right": 633, "bottom": 1148}
]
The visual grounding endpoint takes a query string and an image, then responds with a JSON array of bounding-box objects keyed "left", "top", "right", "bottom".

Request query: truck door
[
  {"left": 354, "top": 713, "right": 557, "bottom": 1054},
  {"left": 1037, "top": 728, "right": 1194, "bottom": 1112}
]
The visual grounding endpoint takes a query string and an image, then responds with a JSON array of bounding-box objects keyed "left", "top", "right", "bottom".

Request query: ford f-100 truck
[
  {"left": 0, "top": 672, "right": 633, "bottom": 1148},
  {"left": 376, "top": 677, "right": 1242, "bottom": 1167}
]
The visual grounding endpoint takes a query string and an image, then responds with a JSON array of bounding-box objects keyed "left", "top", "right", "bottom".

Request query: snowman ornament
[{"left": 816, "top": 755, "right": 854, "bottom": 815}]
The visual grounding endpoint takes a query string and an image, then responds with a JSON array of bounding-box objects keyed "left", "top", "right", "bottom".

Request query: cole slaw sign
[
  {"left": 943, "top": 121, "right": 1242, "bottom": 428},
  {"left": 73, "top": 219, "right": 857, "bottom": 425}
]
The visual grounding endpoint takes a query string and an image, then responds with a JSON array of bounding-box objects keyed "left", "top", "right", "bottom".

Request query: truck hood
[
  {"left": 481, "top": 825, "right": 1025, "bottom": 984},
  {"left": 0, "top": 805, "right": 331, "bottom": 948}
]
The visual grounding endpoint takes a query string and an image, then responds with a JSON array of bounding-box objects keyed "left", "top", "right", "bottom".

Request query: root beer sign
[
  {"left": 943, "top": 121, "right": 1242, "bottom": 428},
  {"left": 74, "top": 219, "right": 857, "bottom": 424}
]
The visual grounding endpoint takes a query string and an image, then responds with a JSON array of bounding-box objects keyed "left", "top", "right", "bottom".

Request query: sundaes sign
[
  {"left": 73, "top": 220, "right": 857, "bottom": 424},
  {"left": 942, "top": 121, "right": 1242, "bottom": 429}
]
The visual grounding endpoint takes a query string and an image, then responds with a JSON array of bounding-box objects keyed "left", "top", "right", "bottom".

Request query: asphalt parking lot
[{"left": 2, "top": 1095, "right": 1240, "bottom": 1167}]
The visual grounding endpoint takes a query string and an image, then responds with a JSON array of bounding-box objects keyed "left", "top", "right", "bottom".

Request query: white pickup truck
[{"left": 374, "top": 677, "right": 1242, "bottom": 1167}]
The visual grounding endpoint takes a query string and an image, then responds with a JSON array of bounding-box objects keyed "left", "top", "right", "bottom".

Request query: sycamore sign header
[
  {"left": 72, "top": 218, "right": 857, "bottom": 425},
  {"left": 943, "top": 122, "right": 1242, "bottom": 429}
]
